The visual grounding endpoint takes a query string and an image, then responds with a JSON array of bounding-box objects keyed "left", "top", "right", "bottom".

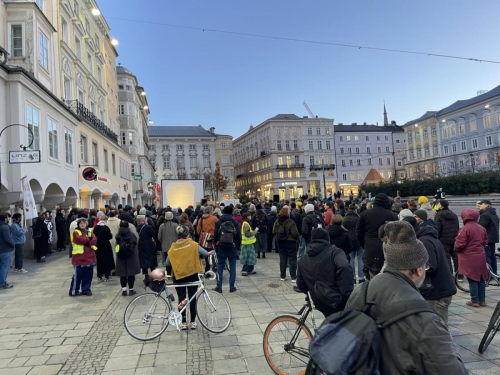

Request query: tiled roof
[
  {"left": 362, "top": 168, "right": 385, "bottom": 185},
  {"left": 404, "top": 111, "right": 438, "bottom": 126},
  {"left": 148, "top": 126, "right": 216, "bottom": 138},
  {"left": 334, "top": 124, "right": 404, "bottom": 132},
  {"left": 436, "top": 84, "right": 500, "bottom": 117}
]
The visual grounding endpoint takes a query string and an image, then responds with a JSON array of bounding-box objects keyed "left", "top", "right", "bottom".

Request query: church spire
[{"left": 383, "top": 101, "right": 389, "bottom": 126}]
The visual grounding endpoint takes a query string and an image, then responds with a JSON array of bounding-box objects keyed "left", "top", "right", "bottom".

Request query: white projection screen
[{"left": 161, "top": 179, "right": 205, "bottom": 208}]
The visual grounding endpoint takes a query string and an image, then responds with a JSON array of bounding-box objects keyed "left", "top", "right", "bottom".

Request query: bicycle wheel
[
  {"left": 479, "top": 302, "right": 500, "bottom": 353},
  {"left": 455, "top": 273, "right": 470, "bottom": 293},
  {"left": 196, "top": 289, "right": 231, "bottom": 333},
  {"left": 124, "top": 293, "right": 171, "bottom": 341},
  {"left": 263, "top": 315, "right": 313, "bottom": 375}
]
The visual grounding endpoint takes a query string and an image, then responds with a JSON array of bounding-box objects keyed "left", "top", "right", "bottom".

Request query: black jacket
[
  {"left": 434, "top": 208, "right": 459, "bottom": 246},
  {"left": 297, "top": 239, "right": 354, "bottom": 317},
  {"left": 479, "top": 207, "right": 500, "bottom": 244},
  {"left": 55, "top": 213, "right": 66, "bottom": 234},
  {"left": 214, "top": 214, "right": 242, "bottom": 257},
  {"left": 416, "top": 225, "right": 456, "bottom": 300},
  {"left": 342, "top": 212, "right": 361, "bottom": 248},
  {"left": 268, "top": 211, "right": 278, "bottom": 235},
  {"left": 326, "top": 224, "right": 352, "bottom": 257},
  {"left": 251, "top": 210, "right": 269, "bottom": 234},
  {"left": 302, "top": 212, "right": 326, "bottom": 244},
  {"left": 355, "top": 194, "right": 397, "bottom": 271}
]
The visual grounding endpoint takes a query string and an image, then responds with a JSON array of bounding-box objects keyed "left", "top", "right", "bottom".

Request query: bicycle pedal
[{"left": 168, "top": 294, "right": 175, "bottom": 302}]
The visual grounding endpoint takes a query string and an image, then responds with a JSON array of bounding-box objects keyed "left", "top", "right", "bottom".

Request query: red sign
[
  {"left": 156, "top": 184, "right": 161, "bottom": 191},
  {"left": 98, "top": 176, "right": 108, "bottom": 183},
  {"left": 82, "top": 167, "right": 97, "bottom": 181}
]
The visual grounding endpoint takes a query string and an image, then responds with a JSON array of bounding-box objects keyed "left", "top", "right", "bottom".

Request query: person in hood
[
  {"left": 326, "top": 214, "right": 352, "bottom": 258},
  {"left": 478, "top": 199, "right": 500, "bottom": 275},
  {"left": 136, "top": 215, "right": 157, "bottom": 286},
  {"left": 273, "top": 208, "right": 300, "bottom": 281},
  {"left": 158, "top": 211, "right": 178, "bottom": 265},
  {"left": 455, "top": 209, "right": 489, "bottom": 307},
  {"left": 119, "top": 207, "right": 134, "bottom": 225},
  {"left": 297, "top": 228, "right": 353, "bottom": 317},
  {"left": 434, "top": 199, "right": 460, "bottom": 274},
  {"left": 115, "top": 220, "right": 140, "bottom": 296},
  {"left": 93, "top": 215, "right": 115, "bottom": 282},
  {"left": 355, "top": 193, "right": 397, "bottom": 278},
  {"left": 343, "top": 204, "right": 364, "bottom": 283},
  {"left": 418, "top": 196, "right": 435, "bottom": 221},
  {"left": 403, "top": 217, "right": 456, "bottom": 324},
  {"left": 232, "top": 209, "right": 243, "bottom": 227},
  {"left": 251, "top": 209, "right": 269, "bottom": 259}
]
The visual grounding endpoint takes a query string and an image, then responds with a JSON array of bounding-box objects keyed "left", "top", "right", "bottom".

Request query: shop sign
[
  {"left": 98, "top": 176, "right": 108, "bottom": 183},
  {"left": 9, "top": 150, "right": 40, "bottom": 164},
  {"left": 147, "top": 182, "right": 154, "bottom": 189},
  {"left": 82, "top": 167, "right": 97, "bottom": 181},
  {"left": 134, "top": 174, "right": 143, "bottom": 181},
  {"left": 281, "top": 182, "right": 298, "bottom": 186},
  {"left": 264, "top": 184, "right": 272, "bottom": 188}
]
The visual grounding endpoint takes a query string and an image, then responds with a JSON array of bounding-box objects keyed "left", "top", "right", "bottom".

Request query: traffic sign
[{"left": 134, "top": 174, "right": 143, "bottom": 181}]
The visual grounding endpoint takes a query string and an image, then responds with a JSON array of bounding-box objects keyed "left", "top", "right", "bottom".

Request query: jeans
[
  {"left": 468, "top": 277, "right": 486, "bottom": 303},
  {"left": 0, "top": 252, "right": 12, "bottom": 287},
  {"left": 14, "top": 244, "right": 24, "bottom": 270},
  {"left": 69, "top": 265, "right": 94, "bottom": 296},
  {"left": 442, "top": 243, "right": 458, "bottom": 274},
  {"left": 298, "top": 237, "right": 306, "bottom": 258},
  {"left": 349, "top": 246, "right": 364, "bottom": 278},
  {"left": 242, "top": 264, "right": 254, "bottom": 273},
  {"left": 428, "top": 296, "right": 452, "bottom": 325},
  {"left": 217, "top": 252, "right": 237, "bottom": 289},
  {"left": 485, "top": 243, "right": 497, "bottom": 275},
  {"left": 278, "top": 240, "right": 297, "bottom": 279}
]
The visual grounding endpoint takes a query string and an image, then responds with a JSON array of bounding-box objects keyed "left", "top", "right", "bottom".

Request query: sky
[{"left": 98, "top": 0, "right": 500, "bottom": 138}]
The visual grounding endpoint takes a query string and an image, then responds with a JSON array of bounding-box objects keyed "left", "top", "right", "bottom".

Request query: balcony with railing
[
  {"left": 276, "top": 163, "right": 305, "bottom": 169},
  {"left": 310, "top": 164, "right": 336, "bottom": 171},
  {"left": 67, "top": 100, "right": 118, "bottom": 142}
]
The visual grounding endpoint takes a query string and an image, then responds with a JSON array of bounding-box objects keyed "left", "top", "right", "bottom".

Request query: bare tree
[{"left": 211, "top": 162, "right": 228, "bottom": 202}]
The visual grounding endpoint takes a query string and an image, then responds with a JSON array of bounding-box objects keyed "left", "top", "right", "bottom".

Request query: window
[
  {"left": 482, "top": 155, "right": 488, "bottom": 165},
  {"left": 342, "top": 174, "right": 347, "bottom": 181},
  {"left": 177, "top": 144, "right": 184, "bottom": 151},
  {"left": 119, "top": 105, "right": 124, "bottom": 115},
  {"left": 308, "top": 141, "right": 313, "bottom": 150},
  {"left": 103, "top": 148, "right": 109, "bottom": 172},
  {"left": 397, "top": 160, "right": 402, "bottom": 167},
  {"left": 203, "top": 157, "right": 210, "bottom": 167},
  {"left": 377, "top": 136, "right": 380, "bottom": 141},
  {"left": 367, "top": 147, "right": 371, "bottom": 154},
  {"left": 92, "top": 142, "right": 98, "bottom": 166},
  {"left": 388, "top": 171, "right": 393, "bottom": 179},
  {"left": 380, "top": 172, "right": 384, "bottom": 179},
  {"left": 340, "top": 136, "right": 343, "bottom": 142},
  {"left": 47, "top": 118, "right": 58, "bottom": 159},
  {"left": 357, "top": 159, "right": 361, "bottom": 166},
  {"left": 431, "top": 126, "right": 436, "bottom": 136},
  {"left": 326, "top": 141, "right": 331, "bottom": 150},
  {"left": 349, "top": 159, "right": 353, "bottom": 166},
  {"left": 341, "top": 160, "right": 346, "bottom": 167},
  {"left": 295, "top": 171, "right": 300, "bottom": 178},
  {"left": 220, "top": 141, "right": 226, "bottom": 149},
  {"left": 425, "top": 147, "right": 429, "bottom": 156},
  {"left": 487, "top": 135, "right": 492, "bottom": 146},
  {"left": 385, "top": 135, "right": 388, "bottom": 141},
  {"left": 451, "top": 127, "right": 456, "bottom": 137},
  {"left": 417, "top": 149, "right": 421, "bottom": 158},
  {"left": 159, "top": 144, "right": 167, "bottom": 151},
  {"left": 80, "top": 135, "right": 88, "bottom": 162},
  {"left": 38, "top": 31, "right": 49, "bottom": 70},
  {"left": 10, "top": 25, "right": 23, "bottom": 57},
  {"left": 189, "top": 144, "right": 196, "bottom": 151},
  {"left": 295, "top": 155, "right": 300, "bottom": 164},
  {"left": 358, "top": 173, "right": 362, "bottom": 180},
  {"left": 126, "top": 85, "right": 132, "bottom": 91},
  {"left": 379, "top": 158, "right": 382, "bottom": 165},
  {"left": 408, "top": 133, "right": 412, "bottom": 143},
  {"left": 461, "top": 141, "right": 467, "bottom": 151},
  {"left": 317, "top": 141, "right": 322, "bottom": 150},
  {"left": 191, "top": 156, "right": 198, "bottom": 167},
  {"left": 94, "top": 35, "right": 99, "bottom": 50},
  {"left": 78, "top": 89, "right": 84, "bottom": 105},
  {"left": 26, "top": 105, "right": 40, "bottom": 150},
  {"left": 348, "top": 147, "right": 352, "bottom": 154},
  {"left": 415, "top": 133, "right": 420, "bottom": 141},
  {"left": 163, "top": 157, "right": 170, "bottom": 168},
  {"left": 433, "top": 145, "right": 438, "bottom": 154},
  {"left": 423, "top": 128, "right": 428, "bottom": 138},
  {"left": 36, "top": 0, "right": 44, "bottom": 11},
  {"left": 74, "top": 1, "right": 79, "bottom": 15},
  {"left": 120, "top": 132, "right": 125, "bottom": 146},
  {"left": 111, "top": 153, "right": 116, "bottom": 174},
  {"left": 63, "top": 77, "right": 71, "bottom": 100},
  {"left": 279, "top": 171, "right": 284, "bottom": 179},
  {"left": 377, "top": 147, "right": 381, "bottom": 153},
  {"left": 97, "top": 65, "right": 102, "bottom": 84},
  {"left": 90, "top": 101, "right": 96, "bottom": 114},
  {"left": 386, "top": 146, "right": 390, "bottom": 152},
  {"left": 355, "top": 147, "right": 359, "bottom": 154},
  {"left": 118, "top": 85, "right": 124, "bottom": 90},
  {"left": 87, "top": 53, "right": 93, "bottom": 74},
  {"left": 85, "top": 18, "right": 90, "bottom": 34},
  {"left": 293, "top": 140, "right": 298, "bottom": 150},
  {"left": 128, "top": 132, "right": 133, "bottom": 145},
  {"left": 316, "top": 127, "right": 321, "bottom": 135},
  {"left": 471, "top": 139, "right": 479, "bottom": 149},
  {"left": 203, "top": 144, "right": 209, "bottom": 151},
  {"left": 285, "top": 140, "right": 290, "bottom": 150},
  {"left": 347, "top": 136, "right": 351, "bottom": 141},
  {"left": 366, "top": 136, "right": 369, "bottom": 141},
  {"left": 307, "top": 127, "right": 312, "bottom": 135},
  {"left": 325, "top": 128, "right": 330, "bottom": 135},
  {"left": 354, "top": 136, "right": 359, "bottom": 141},
  {"left": 287, "top": 171, "right": 292, "bottom": 178},
  {"left": 442, "top": 129, "right": 448, "bottom": 139},
  {"left": 459, "top": 124, "right": 465, "bottom": 134},
  {"left": 485, "top": 116, "right": 491, "bottom": 128},
  {"left": 75, "top": 36, "right": 81, "bottom": 58},
  {"left": 368, "top": 158, "right": 372, "bottom": 165},
  {"left": 350, "top": 173, "right": 355, "bottom": 181},
  {"left": 63, "top": 129, "right": 73, "bottom": 165},
  {"left": 410, "top": 150, "right": 414, "bottom": 160},
  {"left": 277, "top": 140, "right": 282, "bottom": 150},
  {"left": 470, "top": 120, "right": 477, "bottom": 132},
  {"left": 387, "top": 158, "right": 391, "bottom": 165},
  {"left": 310, "top": 156, "right": 315, "bottom": 165},
  {"left": 340, "top": 148, "right": 344, "bottom": 154}
]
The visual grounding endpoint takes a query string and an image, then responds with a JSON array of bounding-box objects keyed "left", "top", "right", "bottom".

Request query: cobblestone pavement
[{"left": 1, "top": 240, "right": 500, "bottom": 374}]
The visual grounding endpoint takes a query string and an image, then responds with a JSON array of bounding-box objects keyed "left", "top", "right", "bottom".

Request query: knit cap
[
  {"left": 311, "top": 228, "right": 330, "bottom": 242},
  {"left": 383, "top": 221, "right": 429, "bottom": 270},
  {"left": 398, "top": 209, "right": 414, "bottom": 221},
  {"left": 305, "top": 204, "right": 314, "bottom": 214},
  {"left": 139, "top": 208, "right": 147, "bottom": 215},
  {"left": 413, "top": 209, "right": 427, "bottom": 221},
  {"left": 165, "top": 212, "right": 173, "bottom": 220},
  {"left": 270, "top": 206, "right": 277, "bottom": 213},
  {"left": 418, "top": 196, "right": 429, "bottom": 205}
]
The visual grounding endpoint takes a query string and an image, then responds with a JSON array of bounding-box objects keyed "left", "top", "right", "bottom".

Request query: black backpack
[
  {"left": 305, "top": 282, "right": 435, "bottom": 375},
  {"left": 116, "top": 241, "right": 134, "bottom": 259},
  {"left": 219, "top": 221, "right": 237, "bottom": 247},
  {"left": 309, "top": 214, "right": 323, "bottom": 230},
  {"left": 274, "top": 220, "right": 288, "bottom": 241},
  {"left": 31, "top": 220, "right": 42, "bottom": 239}
]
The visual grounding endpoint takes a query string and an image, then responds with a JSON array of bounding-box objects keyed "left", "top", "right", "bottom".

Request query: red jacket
[
  {"left": 455, "top": 209, "right": 488, "bottom": 282},
  {"left": 72, "top": 229, "right": 97, "bottom": 266},
  {"left": 324, "top": 208, "right": 334, "bottom": 226}
]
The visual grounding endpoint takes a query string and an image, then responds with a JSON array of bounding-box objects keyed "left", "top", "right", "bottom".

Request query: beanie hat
[
  {"left": 165, "top": 212, "right": 174, "bottom": 220},
  {"left": 402, "top": 216, "right": 419, "bottom": 231},
  {"left": 439, "top": 199, "right": 449, "bottom": 209},
  {"left": 139, "top": 208, "right": 147, "bottom": 215},
  {"left": 271, "top": 206, "right": 277, "bottom": 213},
  {"left": 398, "top": 209, "right": 414, "bottom": 221},
  {"left": 311, "top": 228, "right": 330, "bottom": 242},
  {"left": 383, "top": 221, "right": 429, "bottom": 270},
  {"left": 418, "top": 196, "right": 429, "bottom": 205},
  {"left": 413, "top": 209, "right": 427, "bottom": 221},
  {"left": 296, "top": 201, "right": 303, "bottom": 207},
  {"left": 136, "top": 215, "right": 146, "bottom": 223},
  {"left": 305, "top": 204, "right": 314, "bottom": 214}
]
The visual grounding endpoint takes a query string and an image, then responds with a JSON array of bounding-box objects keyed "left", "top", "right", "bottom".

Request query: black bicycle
[
  {"left": 479, "top": 301, "right": 500, "bottom": 353},
  {"left": 455, "top": 264, "right": 500, "bottom": 293}
]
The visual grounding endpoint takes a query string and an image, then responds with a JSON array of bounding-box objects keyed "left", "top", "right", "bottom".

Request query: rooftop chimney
[{"left": 209, "top": 127, "right": 215, "bottom": 134}]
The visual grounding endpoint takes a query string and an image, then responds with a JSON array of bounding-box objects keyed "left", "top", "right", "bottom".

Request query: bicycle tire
[
  {"left": 196, "top": 289, "right": 231, "bottom": 333},
  {"left": 124, "top": 293, "right": 171, "bottom": 341},
  {"left": 455, "top": 273, "right": 470, "bottom": 293},
  {"left": 263, "top": 315, "right": 313, "bottom": 375},
  {"left": 479, "top": 302, "right": 500, "bottom": 353}
]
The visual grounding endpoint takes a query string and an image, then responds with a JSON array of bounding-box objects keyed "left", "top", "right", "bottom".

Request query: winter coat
[
  {"left": 455, "top": 209, "right": 489, "bottom": 282},
  {"left": 55, "top": 213, "right": 66, "bottom": 235},
  {"left": 419, "top": 202, "right": 435, "bottom": 221},
  {"left": 196, "top": 214, "right": 218, "bottom": 236},
  {"left": 355, "top": 194, "right": 398, "bottom": 272},
  {"left": 301, "top": 212, "right": 326, "bottom": 244},
  {"left": 33, "top": 219, "right": 49, "bottom": 258},
  {"left": 232, "top": 214, "right": 243, "bottom": 227},
  {"left": 297, "top": 239, "right": 354, "bottom": 317},
  {"left": 326, "top": 224, "right": 352, "bottom": 257},
  {"left": 292, "top": 208, "right": 303, "bottom": 232},
  {"left": 213, "top": 214, "right": 242, "bottom": 257},
  {"left": 158, "top": 220, "right": 178, "bottom": 253},
  {"left": 251, "top": 210, "right": 269, "bottom": 234},
  {"left": 416, "top": 225, "right": 457, "bottom": 300},
  {"left": 71, "top": 228, "right": 97, "bottom": 266},
  {"left": 115, "top": 228, "right": 140, "bottom": 277},
  {"left": 106, "top": 217, "right": 123, "bottom": 251},
  {"left": 434, "top": 208, "right": 460, "bottom": 246},
  {"left": 273, "top": 216, "right": 300, "bottom": 242},
  {"left": 10, "top": 222, "right": 26, "bottom": 245},
  {"left": 93, "top": 224, "right": 115, "bottom": 276},
  {"left": 342, "top": 212, "right": 361, "bottom": 249},
  {"left": 346, "top": 267, "right": 467, "bottom": 375},
  {"left": 0, "top": 221, "right": 14, "bottom": 253},
  {"left": 323, "top": 208, "right": 334, "bottom": 226},
  {"left": 478, "top": 206, "right": 500, "bottom": 244},
  {"left": 119, "top": 211, "right": 134, "bottom": 225},
  {"left": 137, "top": 223, "right": 158, "bottom": 269}
]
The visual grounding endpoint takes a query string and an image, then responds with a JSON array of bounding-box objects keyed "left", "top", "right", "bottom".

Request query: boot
[
  {"left": 262, "top": 253, "right": 266, "bottom": 259},
  {"left": 257, "top": 253, "right": 261, "bottom": 259}
]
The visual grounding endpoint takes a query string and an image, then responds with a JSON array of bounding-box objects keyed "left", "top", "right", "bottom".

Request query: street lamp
[
  {"left": 91, "top": 8, "right": 101, "bottom": 16},
  {"left": 110, "top": 38, "right": 119, "bottom": 46}
]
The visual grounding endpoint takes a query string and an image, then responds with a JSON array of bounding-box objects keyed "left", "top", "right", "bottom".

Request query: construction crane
[{"left": 303, "top": 101, "right": 316, "bottom": 118}]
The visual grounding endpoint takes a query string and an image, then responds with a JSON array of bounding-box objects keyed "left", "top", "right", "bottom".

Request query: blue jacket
[
  {"left": 214, "top": 214, "right": 242, "bottom": 257},
  {"left": 11, "top": 222, "right": 26, "bottom": 245},
  {"left": 0, "top": 221, "right": 14, "bottom": 253}
]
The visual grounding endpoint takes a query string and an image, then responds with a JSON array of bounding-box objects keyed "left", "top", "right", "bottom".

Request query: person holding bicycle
[{"left": 165, "top": 225, "right": 208, "bottom": 330}]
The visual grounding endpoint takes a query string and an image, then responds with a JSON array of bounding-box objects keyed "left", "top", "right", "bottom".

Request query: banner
[{"left": 21, "top": 177, "right": 38, "bottom": 220}]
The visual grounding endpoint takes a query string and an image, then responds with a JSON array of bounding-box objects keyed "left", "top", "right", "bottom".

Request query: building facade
[
  {"left": 210, "top": 127, "right": 235, "bottom": 199},
  {"left": 437, "top": 85, "right": 500, "bottom": 176},
  {"left": 403, "top": 111, "right": 439, "bottom": 179},
  {"left": 117, "top": 65, "right": 155, "bottom": 206}
]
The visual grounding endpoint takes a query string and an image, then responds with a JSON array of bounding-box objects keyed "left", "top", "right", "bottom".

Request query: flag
[{"left": 21, "top": 177, "right": 38, "bottom": 220}]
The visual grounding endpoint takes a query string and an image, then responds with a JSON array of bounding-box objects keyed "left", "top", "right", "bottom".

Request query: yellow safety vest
[
  {"left": 72, "top": 229, "right": 97, "bottom": 255},
  {"left": 241, "top": 221, "right": 256, "bottom": 245}
]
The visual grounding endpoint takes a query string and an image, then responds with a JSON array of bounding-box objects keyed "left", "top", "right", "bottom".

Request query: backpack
[
  {"left": 116, "top": 241, "right": 134, "bottom": 259},
  {"left": 31, "top": 221, "right": 42, "bottom": 239},
  {"left": 274, "top": 220, "right": 288, "bottom": 241},
  {"left": 305, "top": 282, "right": 435, "bottom": 375},
  {"left": 309, "top": 214, "right": 323, "bottom": 230},
  {"left": 219, "top": 220, "right": 237, "bottom": 247}
]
